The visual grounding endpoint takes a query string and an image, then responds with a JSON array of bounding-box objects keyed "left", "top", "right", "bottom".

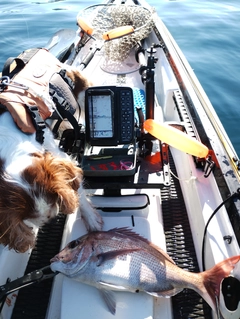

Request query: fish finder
[
  {"left": 85, "top": 86, "right": 134, "bottom": 146},
  {"left": 82, "top": 86, "right": 136, "bottom": 176}
]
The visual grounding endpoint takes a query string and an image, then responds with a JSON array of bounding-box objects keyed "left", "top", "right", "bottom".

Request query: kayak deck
[
  {"left": 1, "top": 0, "right": 240, "bottom": 318},
  {"left": 11, "top": 153, "right": 211, "bottom": 319}
]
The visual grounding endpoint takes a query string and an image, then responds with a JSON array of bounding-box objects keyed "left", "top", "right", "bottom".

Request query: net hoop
[{"left": 77, "top": 4, "right": 155, "bottom": 61}]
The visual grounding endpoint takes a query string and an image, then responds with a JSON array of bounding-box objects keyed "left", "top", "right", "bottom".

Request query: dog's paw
[
  {"left": 78, "top": 187, "right": 103, "bottom": 231},
  {"left": 85, "top": 208, "right": 103, "bottom": 232},
  {"left": 79, "top": 198, "right": 103, "bottom": 231}
]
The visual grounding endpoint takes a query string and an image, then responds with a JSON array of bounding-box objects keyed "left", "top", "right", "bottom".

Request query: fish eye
[{"left": 68, "top": 239, "right": 79, "bottom": 249}]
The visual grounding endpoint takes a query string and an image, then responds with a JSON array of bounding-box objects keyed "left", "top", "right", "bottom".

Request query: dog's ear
[
  {"left": 23, "top": 152, "right": 83, "bottom": 215},
  {"left": 0, "top": 160, "right": 36, "bottom": 252},
  {"left": 66, "top": 69, "right": 91, "bottom": 97},
  {"left": 0, "top": 217, "right": 35, "bottom": 253},
  {"left": 47, "top": 156, "right": 83, "bottom": 214},
  {"left": 11, "top": 221, "right": 35, "bottom": 253}
]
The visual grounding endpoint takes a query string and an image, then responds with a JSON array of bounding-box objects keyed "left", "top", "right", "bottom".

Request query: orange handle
[
  {"left": 77, "top": 18, "right": 94, "bottom": 36},
  {"left": 144, "top": 119, "right": 209, "bottom": 158},
  {"left": 102, "top": 26, "right": 134, "bottom": 41}
]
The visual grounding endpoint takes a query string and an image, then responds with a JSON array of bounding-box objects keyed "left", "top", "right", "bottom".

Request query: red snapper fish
[{"left": 50, "top": 228, "right": 240, "bottom": 316}]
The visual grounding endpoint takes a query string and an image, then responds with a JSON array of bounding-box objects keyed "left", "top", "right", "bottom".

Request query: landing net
[{"left": 77, "top": 4, "right": 155, "bottom": 61}]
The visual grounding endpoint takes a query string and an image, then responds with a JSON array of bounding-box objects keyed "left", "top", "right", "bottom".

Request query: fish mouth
[
  {"left": 50, "top": 256, "right": 59, "bottom": 263},
  {"left": 49, "top": 249, "right": 86, "bottom": 276},
  {"left": 50, "top": 250, "right": 80, "bottom": 264},
  {"left": 50, "top": 255, "right": 73, "bottom": 264}
]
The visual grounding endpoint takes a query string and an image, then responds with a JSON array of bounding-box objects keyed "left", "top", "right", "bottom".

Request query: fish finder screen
[{"left": 88, "top": 94, "right": 113, "bottom": 138}]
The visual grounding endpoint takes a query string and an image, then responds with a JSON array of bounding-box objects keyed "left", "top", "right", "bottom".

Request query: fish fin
[
  {"left": 150, "top": 246, "right": 176, "bottom": 265},
  {"left": 99, "top": 289, "right": 116, "bottom": 315},
  {"left": 108, "top": 228, "right": 176, "bottom": 265},
  {"left": 109, "top": 227, "right": 154, "bottom": 246},
  {"left": 146, "top": 288, "right": 183, "bottom": 298},
  {"left": 201, "top": 255, "right": 240, "bottom": 312},
  {"left": 97, "top": 248, "right": 140, "bottom": 266}
]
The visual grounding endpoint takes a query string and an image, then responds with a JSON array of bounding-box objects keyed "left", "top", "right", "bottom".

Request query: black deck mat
[
  {"left": 161, "top": 152, "right": 212, "bottom": 319},
  {"left": 11, "top": 214, "right": 66, "bottom": 319}
]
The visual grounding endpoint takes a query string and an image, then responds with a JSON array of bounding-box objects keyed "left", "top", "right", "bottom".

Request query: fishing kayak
[{"left": 1, "top": 0, "right": 240, "bottom": 318}]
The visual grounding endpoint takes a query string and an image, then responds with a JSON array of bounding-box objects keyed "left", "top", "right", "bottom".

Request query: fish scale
[{"left": 78, "top": 231, "right": 182, "bottom": 293}]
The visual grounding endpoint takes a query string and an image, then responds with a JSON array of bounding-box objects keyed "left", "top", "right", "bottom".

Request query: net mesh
[{"left": 78, "top": 4, "right": 155, "bottom": 61}]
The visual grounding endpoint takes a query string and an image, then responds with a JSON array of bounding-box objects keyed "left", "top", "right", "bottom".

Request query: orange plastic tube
[{"left": 144, "top": 119, "right": 209, "bottom": 158}]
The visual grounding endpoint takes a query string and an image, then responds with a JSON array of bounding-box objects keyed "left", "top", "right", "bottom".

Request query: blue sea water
[{"left": 1, "top": 0, "right": 240, "bottom": 155}]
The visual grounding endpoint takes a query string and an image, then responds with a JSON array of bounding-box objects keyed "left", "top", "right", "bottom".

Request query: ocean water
[{"left": 1, "top": 0, "right": 240, "bottom": 155}]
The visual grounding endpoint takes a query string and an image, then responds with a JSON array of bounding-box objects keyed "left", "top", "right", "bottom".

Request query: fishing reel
[{"left": 139, "top": 44, "right": 160, "bottom": 85}]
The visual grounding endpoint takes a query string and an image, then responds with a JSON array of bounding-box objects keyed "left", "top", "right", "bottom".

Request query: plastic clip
[
  {"left": 204, "top": 155, "right": 215, "bottom": 178},
  {"left": 26, "top": 105, "right": 46, "bottom": 144},
  {"left": 0, "top": 76, "right": 28, "bottom": 92}
]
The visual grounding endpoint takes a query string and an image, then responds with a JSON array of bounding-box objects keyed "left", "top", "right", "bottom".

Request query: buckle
[
  {"left": 0, "top": 76, "right": 29, "bottom": 93},
  {"left": 26, "top": 105, "right": 46, "bottom": 144}
]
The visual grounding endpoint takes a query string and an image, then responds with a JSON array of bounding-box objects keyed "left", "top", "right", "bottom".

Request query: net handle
[
  {"left": 102, "top": 26, "right": 134, "bottom": 41},
  {"left": 77, "top": 18, "right": 94, "bottom": 36},
  {"left": 78, "top": 18, "right": 135, "bottom": 41}
]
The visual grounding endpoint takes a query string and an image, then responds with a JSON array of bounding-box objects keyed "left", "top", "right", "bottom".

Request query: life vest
[{"left": 0, "top": 48, "right": 80, "bottom": 142}]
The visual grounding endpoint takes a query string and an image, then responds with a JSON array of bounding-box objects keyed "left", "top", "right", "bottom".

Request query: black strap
[
  {"left": 2, "top": 58, "right": 25, "bottom": 78},
  {"left": 26, "top": 105, "right": 46, "bottom": 144},
  {"left": 52, "top": 103, "right": 80, "bottom": 140},
  {"left": 58, "top": 69, "right": 75, "bottom": 90},
  {"left": 49, "top": 71, "right": 80, "bottom": 140},
  {"left": 2, "top": 48, "right": 40, "bottom": 78}
]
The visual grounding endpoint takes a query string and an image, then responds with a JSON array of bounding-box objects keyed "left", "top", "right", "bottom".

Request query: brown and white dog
[{"left": 0, "top": 65, "right": 102, "bottom": 253}]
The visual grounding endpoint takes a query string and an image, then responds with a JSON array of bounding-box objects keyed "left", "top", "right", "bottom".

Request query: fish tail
[{"left": 200, "top": 255, "right": 240, "bottom": 311}]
